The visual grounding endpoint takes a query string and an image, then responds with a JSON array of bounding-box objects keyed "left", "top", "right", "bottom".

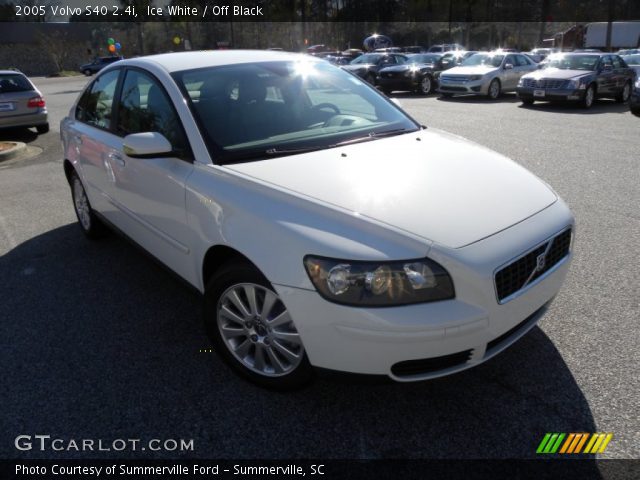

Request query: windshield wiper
[
  {"left": 219, "top": 145, "right": 328, "bottom": 164},
  {"left": 265, "top": 145, "right": 328, "bottom": 156},
  {"left": 330, "top": 128, "right": 412, "bottom": 147}
]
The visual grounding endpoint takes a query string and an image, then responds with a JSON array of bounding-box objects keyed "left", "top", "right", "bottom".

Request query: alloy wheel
[
  {"left": 216, "top": 283, "right": 304, "bottom": 377},
  {"left": 73, "top": 177, "right": 91, "bottom": 231},
  {"left": 420, "top": 76, "right": 432, "bottom": 94}
]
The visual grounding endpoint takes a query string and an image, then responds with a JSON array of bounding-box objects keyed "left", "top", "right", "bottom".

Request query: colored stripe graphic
[
  {"left": 536, "top": 433, "right": 552, "bottom": 453},
  {"left": 583, "top": 434, "right": 598, "bottom": 453},
  {"left": 567, "top": 433, "right": 583, "bottom": 453},
  {"left": 537, "top": 433, "right": 613, "bottom": 454},
  {"left": 598, "top": 434, "right": 613, "bottom": 453},
  {"left": 574, "top": 433, "right": 590, "bottom": 453},
  {"left": 559, "top": 433, "right": 575, "bottom": 454},
  {"left": 543, "top": 434, "right": 559, "bottom": 453}
]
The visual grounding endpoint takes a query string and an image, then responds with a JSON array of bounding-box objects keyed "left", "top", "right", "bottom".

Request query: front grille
[
  {"left": 521, "top": 78, "right": 568, "bottom": 89},
  {"left": 440, "top": 86, "right": 468, "bottom": 92},
  {"left": 441, "top": 75, "right": 469, "bottom": 83},
  {"left": 391, "top": 349, "right": 473, "bottom": 377},
  {"left": 495, "top": 228, "right": 572, "bottom": 303},
  {"left": 382, "top": 72, "right": 400, "bottom": 78}
]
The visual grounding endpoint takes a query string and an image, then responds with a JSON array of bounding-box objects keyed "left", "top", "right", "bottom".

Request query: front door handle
[{"left": 108, "top": 152, "right": 125, "bottom": 167}]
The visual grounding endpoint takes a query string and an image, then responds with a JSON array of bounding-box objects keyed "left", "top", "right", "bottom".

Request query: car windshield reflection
[{"left": 173, "top": 60, "right": 418, "bottom": 163}]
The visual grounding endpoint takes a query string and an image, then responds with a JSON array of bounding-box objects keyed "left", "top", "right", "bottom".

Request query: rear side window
[
  {"left": 76, "top": 69, "right": 120, "bottom": 130},
  {"left": 0, "top": 74, "right": 33, "bottom": 93},
  {"left": 116, "top": 69, "right": 187, "bottom": 153}
]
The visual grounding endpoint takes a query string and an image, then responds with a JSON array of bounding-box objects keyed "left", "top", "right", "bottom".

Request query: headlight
[
  {"left": 518, "top": 77, "right": 525, "bottom": 86},
  {"left": 635, "top": 78, "right": 640, "bottom": 88},
  {"left": 468, "top": 75, "right": 482, "bottom": 81},
  {"left": 304, "top": 256, "right": 455, "bottom": 306},
  {"left": 569, "top": 79, "right": 587, "bottom": 89}
]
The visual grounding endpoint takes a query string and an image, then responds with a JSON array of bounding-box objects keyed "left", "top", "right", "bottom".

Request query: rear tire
[
  {"left": 83, "top": 69, "right": 92, "bottom": 76},
  {"left": 70, "top": 171, "right": 107, "bottom": 239},
  {"left": 521, "top": 98, "right": 534, "bottom": 105},
  {"left": 36, "top": 123, "right": 49, "bottom": 134},
  {"left": 204, "top": 261, "right": 314, "bottom": 391}
]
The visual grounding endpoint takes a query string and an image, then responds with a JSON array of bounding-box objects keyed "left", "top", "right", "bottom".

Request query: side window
[
  {"left": 76, "top": 69, "right": 120, "bottom": 130},
  {"left": 516, "top": 55, "right": 530, "bottom": 66},
  {"left": 117, "top": 70, "right": 187, "bottom": 153},
  {"left": 611, "top": 56, "right": 622, "bottom": 69},
  {"left": 602, "top": 56, "right": 613, "bottom": 68},
  {"left": 395, "top": 55, "right": 407, "bottom": 64},
  {"left": 505, "top": 55, "right": 516, "bottom": 66}
]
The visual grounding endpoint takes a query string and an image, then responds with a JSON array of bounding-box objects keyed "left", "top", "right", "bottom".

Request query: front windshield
[
  {"left": 173, "top": 60, "right": 419, "bottom": 163},
  {"left": 350, "top": 54, "right": 382, "bottom": 65},
  {"left": 408, "top": 54, "right": 440, "bottom": 65},
  {"left": 545, "top": 54, "right": 599, "bottom": 70},
  {"left": 622, "top": 54, "right": 640, "bottom": 65},
  {"left": 461, "top": 53, "right": 504, "bottom": 68}
]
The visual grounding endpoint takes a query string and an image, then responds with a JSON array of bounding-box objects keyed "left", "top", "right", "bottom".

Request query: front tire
[
  {"left": 204, "top": 261, "right": 314, "bottom": 390},
  {"left": 487, "top": 79, "right": 501, "bottom": 99},
  {"left": 581, "top": 85, "right": 595, "bottom": 109},
  {"left": 83, "top": 69, "right": 92, "bottom": 76},
  {"left": 70, "top": 171, "right": 107, "bottom": 239},
  {"left": 521, "top": 98, "right": 534, "bottom": 105},
  {"left": 418, "top": 75, "right": 433, "bottom": 95},
  {"left": 616, "top": 81, "right": 631, "bottom": 103}
]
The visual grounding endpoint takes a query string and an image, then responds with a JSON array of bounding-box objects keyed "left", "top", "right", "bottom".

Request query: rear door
[{"left": 67, "top": 68, "right": 124, "bottom": 220}]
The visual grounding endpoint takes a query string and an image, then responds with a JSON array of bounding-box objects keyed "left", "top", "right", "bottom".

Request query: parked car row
[{"left": 337, "top": 49, "right": 637, "bottom": 111}]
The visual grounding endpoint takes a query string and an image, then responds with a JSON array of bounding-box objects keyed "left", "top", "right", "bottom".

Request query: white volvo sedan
[{"left": 61, "top": 51, "right": 574, "bottom": 390}]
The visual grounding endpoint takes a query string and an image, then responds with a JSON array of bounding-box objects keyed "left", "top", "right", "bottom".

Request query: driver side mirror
[
  {"left": 504, "top": 63, "right": 514, "bottom": 70},
  {"left": 123, "top": 132, "right": 173, "bottom": 158}
]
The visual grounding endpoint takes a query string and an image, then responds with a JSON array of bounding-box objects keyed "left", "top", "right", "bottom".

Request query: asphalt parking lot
[{"left": 0, "top": 75, "right": 638, "bottom": 463}]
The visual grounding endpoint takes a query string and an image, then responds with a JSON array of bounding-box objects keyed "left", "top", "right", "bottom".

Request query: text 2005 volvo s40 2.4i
[{"left": 61, "top": 51, "right": 574, "bottom": 390}]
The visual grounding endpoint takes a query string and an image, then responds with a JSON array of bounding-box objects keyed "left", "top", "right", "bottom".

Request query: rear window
[{"left": 0, "top": 74, "right": 33, "bottom": 93}]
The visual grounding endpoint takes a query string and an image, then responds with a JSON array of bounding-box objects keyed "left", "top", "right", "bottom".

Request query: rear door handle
[{"left": 108, "top": 152, "right": 125, "bottom": 167}]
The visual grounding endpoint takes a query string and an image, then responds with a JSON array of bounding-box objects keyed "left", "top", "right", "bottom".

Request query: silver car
[
  {"left": 0, "top": 71, "right": 49, "bottom": 134},
  {"left": 438, "top": 52, "right": 537, "bottom": 99}
]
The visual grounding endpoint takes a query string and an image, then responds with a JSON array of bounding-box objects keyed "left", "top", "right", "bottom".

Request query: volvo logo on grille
[{"left": 535, "top": 253, "right": 546, "bottom": 272}]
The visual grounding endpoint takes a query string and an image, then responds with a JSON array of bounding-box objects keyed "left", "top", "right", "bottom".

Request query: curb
[{"left": 0, "top": 142, "right": 27, "bottom": 162}]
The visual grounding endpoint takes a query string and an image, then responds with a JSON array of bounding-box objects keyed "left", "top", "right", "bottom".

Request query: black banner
[
  {"left": 2, "top": 459, "right": 639, "bottom": 480},
  {"left": 1, "top": 0, "right": 640, "bottom": 23}
]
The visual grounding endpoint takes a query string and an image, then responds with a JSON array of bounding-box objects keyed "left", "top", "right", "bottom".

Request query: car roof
[
  {"left": 116, "top": 50, "right": 318, "bottom": 73},
  {"left": 0, "top": 70, "right": 26, "bottom": 75}
]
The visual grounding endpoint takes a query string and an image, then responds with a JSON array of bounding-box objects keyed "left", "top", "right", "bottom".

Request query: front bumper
[
  {"left": 0, "top": 110, "right": 48, "bottom": 129},
  {"left": 516, "top": 86, "right": 583, "bottom": 102},
  {"left": 275, "top": 199, "right": 574, "bottom": 381},
  {"left": 438, "top": 78, "right": 488, "bottom": 95},
  {"left": 378, "top": 76, "right": 421, "bottom": 91}
]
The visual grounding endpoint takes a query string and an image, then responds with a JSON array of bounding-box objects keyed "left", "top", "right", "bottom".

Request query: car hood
[
  {"left": 380, "top": 64, "right": 433, "bottom": 73},
  {"left": 342, "top": 64, "right": 371, "bottom": 71},
  {"left": 442, "top": 65, "right": 498, "bottom": 75},
  {"left": 523, "top": 68, "right": 593, "bottom": 80},
  {"left": 224, "top": 129, "right": 557, "bottom": 249}
]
